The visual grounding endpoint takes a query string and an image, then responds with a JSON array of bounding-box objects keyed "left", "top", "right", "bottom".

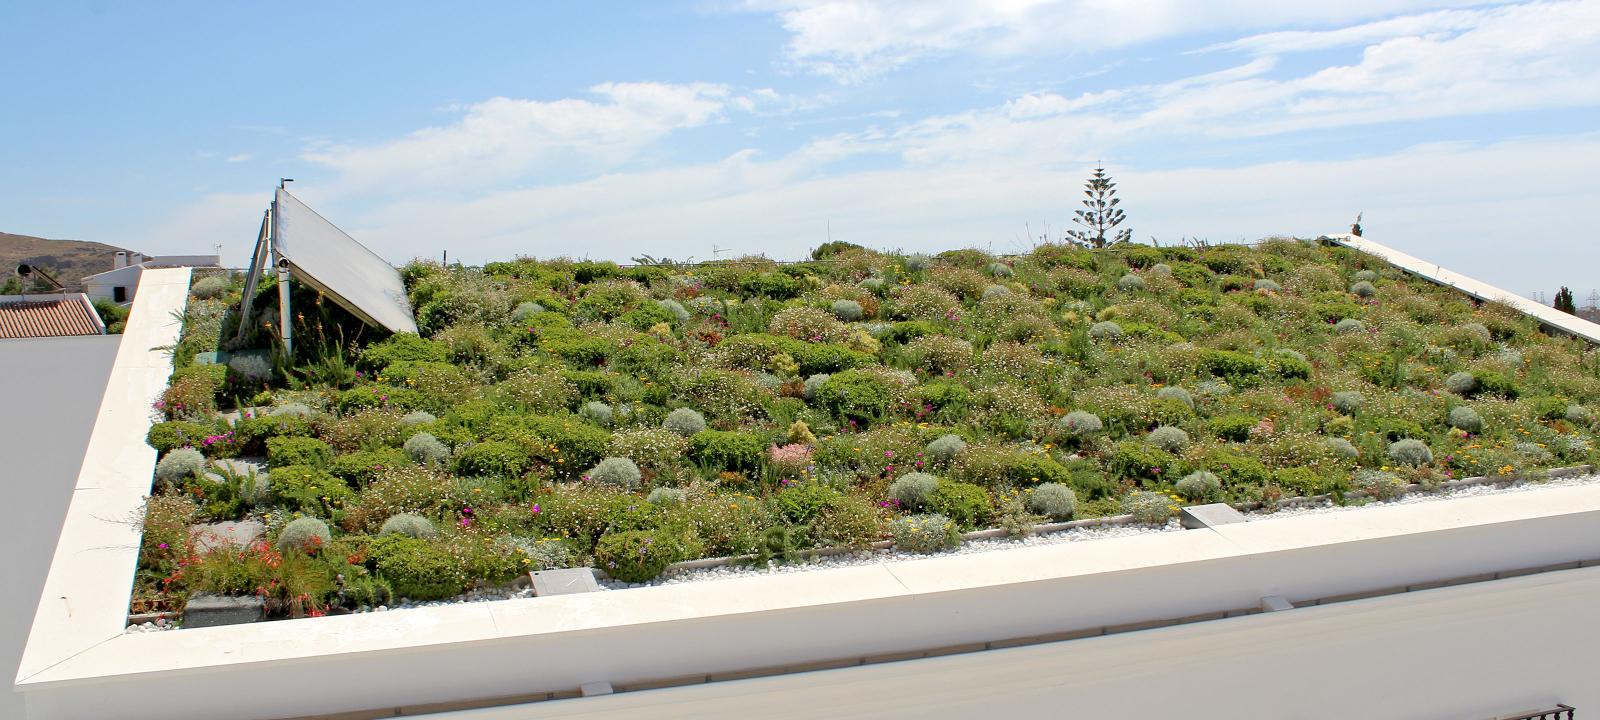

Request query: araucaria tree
[
  {"left": 1066, "top": 164, "right": 1131, "bottom": 248},
  {"left": 1555, "top": 286, "right": 1576, "bottom": 315}
]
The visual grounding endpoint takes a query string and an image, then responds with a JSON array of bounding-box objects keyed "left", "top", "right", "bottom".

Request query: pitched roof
[{"left": 0, "top": 294, "right": 107, "bottom": 339}]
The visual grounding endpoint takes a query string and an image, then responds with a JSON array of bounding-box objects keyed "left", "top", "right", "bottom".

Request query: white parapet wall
[
  {"left": 1324, "top": 232, "right": 1600, "bottom": 344},
  {"left": 15, "top": 477, "right": 1600, "bottom": 719}
]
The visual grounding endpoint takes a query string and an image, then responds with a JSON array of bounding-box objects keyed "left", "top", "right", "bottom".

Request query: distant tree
[
  {"left": 1555, "top": 286, "right": 1577, "bottom": 315},
  {"left": 810, "top": 241, "right": 864, "bottom": 260},
  {"left": 0, "top": 276, "right": 21, "bottom": 295},
  {"left": 1065, "top": 164, "right": 1131, "bottom": 249}
]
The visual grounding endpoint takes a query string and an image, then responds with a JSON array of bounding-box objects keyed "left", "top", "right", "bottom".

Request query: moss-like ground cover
[{"left": 135, "top": 239, "right": 1600, "bottom": 618}]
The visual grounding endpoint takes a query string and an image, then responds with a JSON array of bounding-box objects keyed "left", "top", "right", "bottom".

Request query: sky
[{"left": 3, "top": 0, "right": 1598, "bottom": 299}]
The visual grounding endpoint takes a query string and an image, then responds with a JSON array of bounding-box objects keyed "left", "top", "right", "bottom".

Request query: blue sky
[{"left": 3, "top": 1, "right": 1598, "bottom": 298}]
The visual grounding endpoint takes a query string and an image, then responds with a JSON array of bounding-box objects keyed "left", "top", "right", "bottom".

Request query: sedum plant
[
  {"left": 380, "top": 513, "right": 437, "bottom": 539},
  {"left": 1026, "top": 483, "right": 1077, "bottom": 520}
]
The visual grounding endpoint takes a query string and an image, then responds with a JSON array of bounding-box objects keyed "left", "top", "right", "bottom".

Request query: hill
[{"left": 0, "top": 231, "right": 130, "bottom": 292}]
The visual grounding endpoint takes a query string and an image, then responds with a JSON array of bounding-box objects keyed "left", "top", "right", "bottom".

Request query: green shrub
[
  {"left": 368, "top": 534, "right": 466, "bottom": 600},
  {"left": 595, "top": 529, "right": 696, "bottom": 582},
  {"left": 1156, "top": 386, "right": 1193, "bottom": 409},
  {"left": 513, "top": 415, "right": 611, "bottom": 472},
  {"left": 948, "top": 445, "right": 1070, "bottom": 488},
  {"left": 380, "top": 513, "right": 437, "bottom": 539},
  {"left": 147, "top": 421, "right": 217, "bottom": 454},
  {"left": 690, "top": 430, "right": 765, "bottom": 471},
  {"left": 887, "top": 472, "right": 939, "bottom": 510},
  {"left": 1200, "top": 447, "right": 1270, "bottom": 488},
  {"left": 928, "top": 481, "right": 992, "bottom": 530},
  {"left": 1027, "top": 483, "right": 1077, "bottom": 520},
  {"left": 266, "top": 434, "right": 335, "bottom": 470},
  {"left": 1529, "top": 396, "right": 1568, "bottom": 421},
  {"left": 1448, "top": 406, "right": 1483, "bottom": 433},
  {"left": 455, "top": 440, "right": 532, "bottom": 477},
  {"left": 1123, "top": 491, "right": 1177, "bottom": 524},
  {"left": 1108, "top": 440, "right": 1178, "bottom": 484},
  {"left": 1358, "top": 469, "right": 1406, "bottom": 500},
  {"left": 1175, "top": 470, "right": 1221, "bottom": 501},
  {"left": 890, "top": 514, "right": 961, "bottom": 554},
  {"left": 329, "top": 448, "right": 410, "bottom": 486},
  {"left": 1473, "top": 369, "right": 1518, "bottom": 398},
  {"left": 586, "top": 457, "right": 642, "bottom": 490},
  {"left": 663, "top": 407, "right": 706, "bottom": 437},
  {"left": 1388, "top": 439, "right": 1433, "bottom": 467},
  {"left": 271, "top": 465, "right": 354, "bottom": 518},
  {"left": 277, "top": 517, "right": 331, "bottom": 553},
  {"left": 1208, "top": 414, "right": 1256, "bottom": 442},
  {"left": 1201, "top": 349, "right": 1266, "bottom": 384},
  {"left": 817, "top": 369, "right": 894, "bottom": 423},
  {"left": 359, "top": 333, "right": 450, "bottom": 371}
]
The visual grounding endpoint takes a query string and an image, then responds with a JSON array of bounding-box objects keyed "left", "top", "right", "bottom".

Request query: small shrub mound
[
  {"left": 1446, "top": 371, "right": 1478, "bottom": 396},
  {"left": 380, "top": 513, "right": 437, "bottom": 539},
  {"left": 1058, "top": 410, "right": 1103, "bottom": 437},
  {"left": 925, "top": 434, "right": 967, "bottom": 465},
  {"left": 1088, "top": 321, "right": 1124, "bottom": 342},
  {"left": 369, "top": 535, "right": 465, "bottom": 600},
  {"left": 1331, "top": 391, "right": 1363, "bottom": 414},
  {"left": 579, "top": 401, "right": 615, "bottom": 427},
  {"left": 928, "top": 481, "right": 992, "bottom": 529},
  {"left": 404, "top": 432, "right": 451, "bottom": 466},
  {"left": 1156, "top": 386, "right": 1193, "bottom": 410},
  {"left": 831, "top": 299, "right": 864, "bottom": 321},
  {"left": 155, "top": 448, "right": 205, "bottom": 484},
  {"left": 1117, "top": 274, "right": 1146, "bottom": 292},
  {"left": 1351, "top": 281, "right": 1377, "bottom": 298},
  {"left": 890, "top": 514, "right": 961, "bottom": 554},
  {"left": 1175, "top": 470, "right": 1221, "bottom": 501},
  {"left": 1388, "top": 438, "right": 1433, "bottom": 467},
  {"left": 663, "top": 408, "right": 706, "bottom": 437},
  {"left": 595, "top": 529, "right": 693, "bottom": 583},
  {"left": 887, "top": 472, "right": 940, "bottom": 510},
  {"left": 1148, "top": 426, "right": 1190, "bottom": 453},
  {"left": 1326, "top": 437, "right": 1360, "bottom": 460},
  {"left": 647, "top": 487, "right": 686, "bottom": 505},
  {"left": 1448, "top": 406, "right": 1483, "bottom": 433},
  {"left": 587, "top": 457, "right": 643, "bottom": 490},
  {"left": 1123, "top": 491, "right": 1176, "bottom": 525},
  {"left": 277, "top": 517, "right": 331, "bottom": 553},
  {"left": 1027, "top": 483, "right": 1077, "bottom": 520},
  {"left": 1334, "top": 318, "right": 1366, "bottom": 335}
]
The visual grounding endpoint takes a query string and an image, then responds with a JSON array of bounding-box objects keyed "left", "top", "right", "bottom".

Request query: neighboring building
[
  {"left": 81, "top": 251, "right": 221, "bottom": 305},
  {"left": 0, "top": 293, "right": 105, "bottom": 339}
]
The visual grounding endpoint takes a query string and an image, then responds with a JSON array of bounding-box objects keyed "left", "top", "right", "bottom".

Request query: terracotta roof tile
[{"left": 0, "top": 294, "right": 107, "bottom": 339}]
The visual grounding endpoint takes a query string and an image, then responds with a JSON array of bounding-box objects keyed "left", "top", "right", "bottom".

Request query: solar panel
[{"left": 272, "top": 188, "right": 418, "bottom": 335}]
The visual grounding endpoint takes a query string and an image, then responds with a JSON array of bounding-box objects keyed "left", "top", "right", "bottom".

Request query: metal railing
[{"left": 1496, "top": 705, "right": 1574, "bottom": 720}]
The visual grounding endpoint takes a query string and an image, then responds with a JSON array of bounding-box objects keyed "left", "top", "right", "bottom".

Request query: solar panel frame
[{"left": 271, "top": 187, "right": 419, "bottom": 335}]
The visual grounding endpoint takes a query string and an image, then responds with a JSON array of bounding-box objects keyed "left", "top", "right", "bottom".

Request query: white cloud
[
  {"left": 302, "top": 82, "right": 740, "bottom": 194},
  {"left": 224, "top": 153, "right": 253, "bottom": 163},
  {"left": 752, "top": 0, "right": 1498, "bottom": 81}
]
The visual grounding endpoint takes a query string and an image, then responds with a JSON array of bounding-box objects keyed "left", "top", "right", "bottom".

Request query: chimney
[{"left": 114, "top": 251, "right": 128, "bottom": 269}]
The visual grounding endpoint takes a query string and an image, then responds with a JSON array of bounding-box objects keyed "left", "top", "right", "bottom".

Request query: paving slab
[
  {"left": 1180, "top": 503, "right": 1248, "bottom": 530},
  {"left": 182, "top": 594, "right": 265, "bottom": 628},
  {"left": 191, "top": 520, "right": 266, "bottom": 553},
  {"left": 530, "top": 568, "right": 600, "bottom": 597}
]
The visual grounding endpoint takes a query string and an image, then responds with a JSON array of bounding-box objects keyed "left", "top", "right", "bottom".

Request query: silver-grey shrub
[
  {"left": 904, "top": 254, "right": 933, "bottom": 272},
  {"left": 1448, "top": 406, "right": 1483, "bottom": 433},
  {"left": 1156, "top": 386, "right": 1193, "bottom": 409},
  {"left": 1148, "top": 426, "right": 1190, "bottom": 453},
  {"left": 1567, "top": 404, "right": 1593, "bottom": 425},
  {"left": 401, "top": 410, "right": 437, "bottom": 426},
  {"left": 1123, "top": 491, "right": 1175, "bottom": 525},
  {"left": 1058, "top": 410, "right": 1103, "bottom": 437},
  {"left": 888, "top": 472, "right": 940, "bottom": 510},
  {"left": 1088, "top": 321, "right": 1124, "bottom": 341},
  {"left": 1116, "top": 274, "right": 1146, "bottom": 292},
  {"left": 1026, "top": 483, "right": 1077, "bottom": 520},
  {"left": 1357, "top": 469, "right": 1406, "bottom": 500},
  {"left": 925, "top": 434, "right": 967, "bottom": 465},
  {"left": 1175, "top": 470, "right": 1221, "bottom": 501},
  {"left": 890, "top": 514, "right": 960, "bottom": 554},
  {"left": 271, "top": 402, "right": 314, "bottom": 418},
  {"left": 1334, "top": 318, "right": 1366, "bottom": 334},
  {"left": 1254, "top": 278, "right": 1281, "bottom": 292},
  {"left": 663, "top": 407, "right": 706, "bottom": 437},
  {"left": 1445, "top": 371, "right": 1477, "bottom": 395},
  {"left": 512, "top": 302, "right": 545, "bottom": 321},
  {"left": 227, "top": 354, "right": 273, "bottom": 383},
  {"left": 1326, "top": 436, "right": 1360, "bottom": 460},
  {"left": 1149, "top": 263, "right": 1172, "bottom": 276},
  {"left": 380, "top": 513, "right": 437, "bottom": 539},
  {"left": 987, "top": 262, "right": 1014, "bottom": 278},
  {"left": 1331, "top": 391, "right": 1363, "bottom": 414},
  {"left": 586, "top": 457, "right": 642, "bottom": 490},
  {"left": 982, "top": 285, "right": 1010, "bottom": 300},
  {"left": 803, "top": 373, "right": 831, "bottom": 401},
  {"left": 1350, "top": 281, "right": 1377, "bottom": 298},
  {"left": 656, "top": 299, "right": 690, "bottom": 323},
  {"left": 1387, "top": 438, "right": 1433, "bottom": 467},
  {"left": 190, "top": 275, "right": 230, "bottom": 299},
  {"left": 404, "top": 432, "right": 451, "bottom": 466},
  {"left": 277, "top": 517, "right": 331, "bottom": 553},
  {"left": 646, "top": 487, "right": 686, "bottom": 505},
  {"left": 579, "top": 401, "right": 614, "bottom": 427},
  {"left": 830, "top": 299, "right": 864, "bottom": 321},
  {"left": 1353, "top": 270, "right": 1378, "bottom": 282},
  {"left": 155, "top": 447, "right": 205, "bottom": 484}
]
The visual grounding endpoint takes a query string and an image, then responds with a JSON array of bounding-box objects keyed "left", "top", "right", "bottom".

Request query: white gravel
[{"left": 129, "top": 471, "right": 1600, "bottom": 629}]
